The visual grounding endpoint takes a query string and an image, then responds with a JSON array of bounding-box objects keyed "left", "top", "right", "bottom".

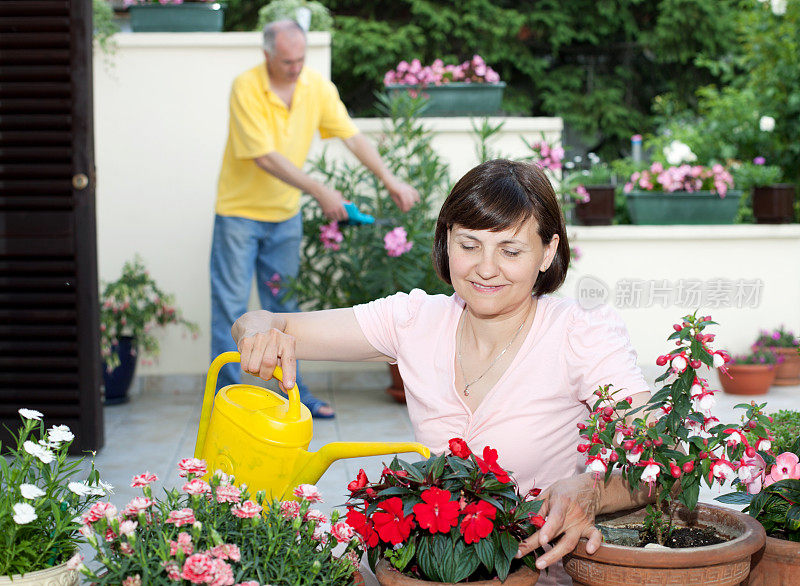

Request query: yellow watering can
[{"left": 193, "top": 352, "right": 430, "bottom": 500}]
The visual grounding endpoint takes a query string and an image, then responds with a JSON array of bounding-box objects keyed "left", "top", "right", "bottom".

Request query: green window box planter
[
  {"left": 625, "top": 190, "right": 743, "bottom": 225},
  {"left": 385, "top": 82, "right": 505, "bottom": 117},
  {"left": 129, "top": 3, "right": 226, "bottom": 32}
]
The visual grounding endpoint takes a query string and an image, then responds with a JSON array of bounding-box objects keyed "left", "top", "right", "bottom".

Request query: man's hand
[
  {"left": 516, "top": 473, "right": 604, "bottom": 570},
  {"left": 384, "top": 177, "right": 420, "bottom": 212},
  {"left": 314, "top": 185, "right": 348, "bottom": 221}
]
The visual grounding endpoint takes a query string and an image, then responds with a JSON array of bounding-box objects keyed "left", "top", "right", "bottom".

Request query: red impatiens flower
[
  {"left": 347, "top": 469, "right": 368, "bottom": 493},
  {"left": 475, "top": 446, "right": 511, "bottom": 483},
  {"left": 413, "top": 487, "right": 460, "bottom": 534},
  {"left": 372, "top": 497, "right": 415, "bottom": 545},
  {"left": 529, "top": 514, "right": 546, "bottom": 529},
  {"left": 345, "top": 507, "right": 379, "bottom": 547},
  {"left": 448, "top": 438, "right": 472, "bottom": 459},
  {"left": 459, "top": 500, "right": 496, "bottom": 544}
]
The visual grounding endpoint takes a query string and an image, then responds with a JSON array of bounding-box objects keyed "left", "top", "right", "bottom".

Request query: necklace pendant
[{"left": 463, "top": 386, "right": 470, "bottom": 397}]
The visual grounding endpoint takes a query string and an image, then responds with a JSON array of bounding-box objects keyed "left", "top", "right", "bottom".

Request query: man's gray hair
[{"left": 262, "top": 20, "right": 306, "bottom": 53}]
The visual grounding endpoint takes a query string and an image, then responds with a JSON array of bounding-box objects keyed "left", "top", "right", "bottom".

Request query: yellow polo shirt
[{"left": 215, "top": 64, "right": 359, "bottom": 222}]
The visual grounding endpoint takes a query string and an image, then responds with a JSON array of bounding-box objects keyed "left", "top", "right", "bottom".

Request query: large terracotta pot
[
  {"left": 719, "top": 363, "right": 776, "bottom": 395},
  {"left": 563, "top": 503, "right": 765, "bottom": 586},
  {"left": 0, "top": 560, "right": 79, "bottom": 586},
  {"left": 745, "top": 535, "right": 800, "bottom": 585},
  {"left": 575, "top": 185, "right": 615, "bottom": 225},
  {"left": 771, "top": 347, "right": 800, "bottom": 386},
  {"left": 386, "top": 363, "right": 407, "bottom": 404},
  {"left": 375, "top": 559, "right": 538, "bottom": 585}
]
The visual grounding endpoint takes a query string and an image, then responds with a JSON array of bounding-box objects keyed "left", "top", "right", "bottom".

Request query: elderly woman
[{"left": 232, "top": 159, "right": 653, "bottom": 584}]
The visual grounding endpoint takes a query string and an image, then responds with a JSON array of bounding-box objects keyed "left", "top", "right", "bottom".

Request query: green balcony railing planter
[
  {"left": 385, "top": 83, "right": 505, "bottom": 117},
  {"left": 129, "top": 3, "right": 226, "bottom": 32},
  {"left": 625, "top": 190, "right": 743, "bottom": 225}
]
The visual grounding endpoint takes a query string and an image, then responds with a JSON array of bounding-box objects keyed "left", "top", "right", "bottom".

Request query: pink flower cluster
[
  {"left": 384, "top": 55, "right": 501, "bottom": 87},
  {"left": 123, "top": 0, "right": 185, "bottom": 6},
  {"left": 624, "top": 162, "right": 734, "bottom": 197},
  {"left": 319, "top": 221, "right": 344, "bottom": 251},
  {"left": 384, "top": 227, "right": 413, "bottom": 257},
  {"left": 528, "top": 140, "right": 564, "bottom": 171}
]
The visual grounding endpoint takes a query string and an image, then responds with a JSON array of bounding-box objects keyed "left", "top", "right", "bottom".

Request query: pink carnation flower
[
  {"left": 169, "top": 532, "right": 194, "bottom": 556},
  {"left": 331, "top": 520, "right": 356, "bottom": 544},
  {"left": 280, "top": 500, "right": 301, "bottom": 519},
  {"left": 177, "top": 458, "right": 207, "bottom": 478},
  {"left": 231, "top": 500, "right": 262, "bottom": 519},
  {"left": 181, "top": 553, "right": 215, "bottom": 584},
  {"left": 182, "top": 478, "right": 211, "bottom": 496},
  {"left": 166, "top": 508, "right": 196, "bottom": 527},
  {"left": 123, "top": 496, "right": 153, "bottom": 517},
  {"left": 130, "top": 471, "right": 158, "bottom": 488},
  {"left": 215, "top": 484, "right": 241, "bottom": 504},
  {"left": 293, "top": 483, "right": 323, "bottom": 503},
  {"left": 210, "top": 543, "right": 241, "bottom": 562}
]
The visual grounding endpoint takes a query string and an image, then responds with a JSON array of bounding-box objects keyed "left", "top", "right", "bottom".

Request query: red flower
[
  {"left": 345, "top": 507, "right": 379, "bottom": 547},
  {"left": 347, "top": 469, "right": 368, "bottom": 493},
  {"left": 413, "top": 487, "right": 460, "bottom": 534},
  {"left": 459, "top": 500, "right": 496, "bottom": 544},
  {"left": 529, "top": 514, "right": 546, "bottom": 529},
  {"left": 448, "top": 438, "right": 472, "bottom": 459},
  {"left": 372, "top": 497, "right": 415, "bottom": 545},
  {"left": 475, "top": 446, "right": 511, "bottom": 483}
]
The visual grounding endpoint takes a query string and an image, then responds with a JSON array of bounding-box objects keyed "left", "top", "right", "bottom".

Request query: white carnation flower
[
  {"left": 67, "top": 482, "right": 94, "bottom": 497},
  {"left": 13, "top": 502, "right": 38, "bottom": 525},
  {"left": 47, "top": 425, "right": 74, "bottom": 445},
  {"left": 23, "top": 440, "right": 54, "bottom": 464},
  {"left": 18, "top": 408, "right": 43, "bottom": 420},
  {"left": 19, "top": 484, "right": 46, "bottom": 499}
]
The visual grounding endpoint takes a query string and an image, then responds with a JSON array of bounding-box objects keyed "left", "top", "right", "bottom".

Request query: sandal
[{"left": 299, "top": 393, "right": 335, "bottom": 419}]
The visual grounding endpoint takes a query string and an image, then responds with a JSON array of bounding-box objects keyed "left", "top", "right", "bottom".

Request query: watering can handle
[{"left": 194, "top": 351, "right": 302, "bottom": 459}]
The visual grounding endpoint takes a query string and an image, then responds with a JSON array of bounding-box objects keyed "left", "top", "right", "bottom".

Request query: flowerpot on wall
[
  {"left": 375, "top": 559, "right": 538, "bottom": 585},
  {"left": 0, "top": 559, "right": 79, "bottom": 586},
  {"left": 625, "top": 190, "right": 743, "bottom": 225},
  {"left": 752, "top": 184, "right": 796, "bottom": 224},
  {"left": 386, "top": 363, "right": 406, "bottom": 404},
  {"left": 563, "top": 503, "right": 765, "bottom": 586},
  {"left": 719, "top": 364, "right": 776, "bottom": 395},
  {"left": 129, "top": 3, "right": 226, "bottom": 32},
  {"left": 385, "top": 83, "right": 506, "bottom": 117},
  {"left": 745, "top": 535, "right": 800, "bottom": 586},
  {"left": 770, "top": 347, "right": 800, "bottom": 385},
  {"left": 102, "top": 336, "right": 137, "bottom": 405},
  {"left": 575, "top": 185, "right": 615, "bottom": 225}
]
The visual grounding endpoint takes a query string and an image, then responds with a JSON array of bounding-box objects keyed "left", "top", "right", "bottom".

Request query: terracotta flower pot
[
  {"left": 745, "top": 534, "right": 800, "bottom": 585},
  {"left": 375, "top": 559, "right": 538, "bottom": 585},
  {"left": 771, "top": 347, "right": 800, "bottom": 386},
  {"left": 752, "top": 184, "right": 796, "bottom": 224},
  {"left": 575, "top": 185, "right": 615, "bottom": 226},
  {"left": 386, "top": 363, "right": 407, "bottom": 404},
  {"left": 719, "top": 363, "right": 776, "bottom": 395},
  {"left": 0, "top": 560, "right": 79, "bottom": 586},
  {"left": 563, "top": 503, "right": 765, "bottom": 586}
]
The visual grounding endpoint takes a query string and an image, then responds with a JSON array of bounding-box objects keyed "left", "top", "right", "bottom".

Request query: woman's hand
[
  {"left": 516, "top": 473, "right": 604, "bottom": 570},
  {"left": 231, "top": 310, "right": 296, "bottom": 392}
]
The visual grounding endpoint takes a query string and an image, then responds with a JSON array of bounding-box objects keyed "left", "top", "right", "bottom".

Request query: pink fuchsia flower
[
  {"left": 210, "top": 543, "right": 241, "bottom": 562},
  {"left": 293, "top": 483, "right": 323, "bottom": 503},
  {"left": 384, "top": 227, "right": 413, "bottom": 257},
  {"left": 169, "top": 532, "right": 194, "bottom": 556},
  {"left": 319, "top": 221, "right": 344, "bottom": 251},
  {"left": 765, "top": 452, "right": 800, "bottom": 486},
  {"left": 331, "top": 520, "right": 356, "bottom": 544},
  {"left": 182, "top": 478, "right": 211, "bottom": 496},
  {"left": 709, "top": 458, "right": 737, "bottom": 484},
  {"left": 626, "top": 443, "right": 644, "bottom": 464},
  {"left": 177, "top": 458, "right": 207, "bottom": 478},
  {"left": 691, "top": 389, "right": 716, "bottom": 417},
  {"left": 280, "top": 500, "right": 301, "bottom": 519},
  {"left": 738, "top": 453, "right": 766, "bottom": 494},
  {"left": 639, "top": 459, "right": 662, "bottom": 483},
  {"left": 215, "top": 484, "right": 241, "bottom": 504},
  {"left": 712, "top": 351, "right": 728, "bottom": 368},
  {"left": 181, "top": 553, "right": 215, "bottom": 584},
  {"left": 723, "top": 428, "right": 747, "bottom": 447},
  {"left": 231, "top": 500, "right": 262, "bottom": 519},
  {"left": 670, "top": 354, "right": 688, "bottom": 373},
  {"left": 130, "top": 471, "right": 158, "bottom": 488},
  {"left": 166, "top": 508, "right": 197, "bottom": 527},
  {"left": 122, "top": 496, "right": 153, "bottom": 517},
  {"left": 755, "top": 437, "right": 772, "bottom": 452},
  {"left": 586, "top": 453, "right": 607, "bottom": 474},
  {"left": 265, "top": 273, "right": 281, "bottom": 296}
]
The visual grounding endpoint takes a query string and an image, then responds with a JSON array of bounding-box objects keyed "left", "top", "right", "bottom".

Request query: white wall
[{"left": 93, "top": 33, "right": 563, "bottom": 376}]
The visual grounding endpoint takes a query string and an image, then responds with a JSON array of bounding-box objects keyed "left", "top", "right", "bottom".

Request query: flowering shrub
[
  {"left": 753, "top": 325, "right": 800, "bottom": 349},
  {"left": 0, "top": 409, "right": 107, "bottom": 576},
  {"left": 384, "top": 55, "right": 501, "bottom": 87},
  {"left": 524, "top": 136, "right": 564, "bottom": 172},
  {"left": 79, "top": 460, "right": 363, "bottom": 585},
  {"left": 623, "top": 161, "right": 735, "bottom": 197},
  {"left": 101, "top": 256, "right": 198, "bottom": 369},
  {"left": 731, "top": 157, "right": 784, "bottom": 191},
  {"left": 344, "top": 438, "right": 543, "bottom": 582},
  {"left": 578, "top": 313, "right": 774, "bottom": 544},
  {"left": 728, "top": 348, "right": 779, "bottom": 366}
]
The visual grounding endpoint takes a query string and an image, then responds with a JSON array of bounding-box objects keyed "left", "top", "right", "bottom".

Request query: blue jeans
[{"left": 209, "top": 214, "right": 325, "bottom": 409}]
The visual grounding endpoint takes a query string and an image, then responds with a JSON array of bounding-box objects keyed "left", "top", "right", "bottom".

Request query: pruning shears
[{"left": 342, "top": 201, "right": 393, "bottom": 226}]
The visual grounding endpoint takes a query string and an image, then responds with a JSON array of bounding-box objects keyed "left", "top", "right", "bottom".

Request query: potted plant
[
  {"left": 287, "top": 93, "right": 453, "bottom": 403},
  {"left": 78, "top": 459, "right": 365, "bottom": 585},
  {"left": 344, "top": 438, "right": 543, "bottom": 584},
  {"left": 564, "top": 313, "right": 765, "bottom": 584},
  {"left": 718, "top": 348, "right": 778, "bottom": 395},
  {"left": 717, "top": 431, "right": 800, "bottom": 585},
  {"left": 752, "top": 326, "right": 800, "bottom": 385},
  {"left": 256, "top": 0, "right": 333, "bottom": 31},
  {"left": 384, "top": 55, "right": 505, "bottom": 117},
  {"left": 561, "top": 154, "right": 616, "bottom": 225},
  {"left": 100, "top": 256, "right": 199, "bottom": 404},
  {"left": 124, "top": 0, "right": 226, "bottom": 32},
  {"left": 1, "top": 409, "right": 108, "bottom": 585},
  {"left": 732, "top": 157, "right": 795, "bottom": 224}
]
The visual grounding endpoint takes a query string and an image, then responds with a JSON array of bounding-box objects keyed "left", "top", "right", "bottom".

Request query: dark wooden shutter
[{"left": 0, "top": 0, "right": 103, "bottom": 451}]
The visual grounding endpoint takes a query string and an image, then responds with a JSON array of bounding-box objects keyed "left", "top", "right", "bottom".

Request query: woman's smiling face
[{"left": 447, "top": 217, "right": 559, "bottom": 318}]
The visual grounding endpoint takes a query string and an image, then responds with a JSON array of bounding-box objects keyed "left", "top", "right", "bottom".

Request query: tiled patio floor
[{"left": 81, "top": 362, "right": 799, "bottom": 583}]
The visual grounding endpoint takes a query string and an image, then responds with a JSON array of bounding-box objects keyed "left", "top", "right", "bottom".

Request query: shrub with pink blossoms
[
  {"left": 579, "top": 312, "right": 774, "bottom": 545},
  {"left": 79, "top": 460, "right": 363, "bottom": 585},
  {"left": 623, "top": 162, "right": 735, "bottom": 197}
]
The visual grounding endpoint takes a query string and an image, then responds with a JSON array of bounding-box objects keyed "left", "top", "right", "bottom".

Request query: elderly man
[{"left": 211, "top": 20, "right": 418, "bottom": 417}]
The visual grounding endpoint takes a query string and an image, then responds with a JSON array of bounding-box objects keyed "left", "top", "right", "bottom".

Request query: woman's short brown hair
[{"left": 432, "top": 159, "right": 570, "bottom": 296}]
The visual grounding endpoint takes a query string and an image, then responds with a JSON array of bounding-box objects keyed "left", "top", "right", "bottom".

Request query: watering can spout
[{"left": 287, "top": 441, "right": 431, "bottom": 497}]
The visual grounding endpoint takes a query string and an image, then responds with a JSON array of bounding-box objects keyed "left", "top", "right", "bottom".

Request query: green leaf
[
  {"left": 786, "top": 505, "right": 800, "bottom": 531},
  {"left": 716, "top": 491, "right": 755, "bottom": 505},
  {"left": 678, "top": 477, "right": 700, "bottom": 511},
  {"left": 429, "top": 453, "right": 447, "bottom": 479},
  {"left": 473, "top": 534, "right": 495, "bottom": 571}
]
